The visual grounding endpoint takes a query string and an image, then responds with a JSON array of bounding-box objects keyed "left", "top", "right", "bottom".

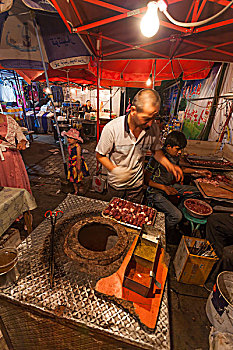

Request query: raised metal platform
[{"left": 0, "top": 195, "right": 170, "bottom": 350}]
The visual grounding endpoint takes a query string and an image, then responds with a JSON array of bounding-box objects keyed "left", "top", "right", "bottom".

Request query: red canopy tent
[
  {"left": 48, "top": 0, "right": 233, "bottom": 62},
  {"left": 46, "top": 0, "right": 233, "bottom": 140},
  {"left": 90, "top": 59, "right": 213, "bottom": 87},
  {"left": 34, "top": 65, "right": 96, "bottom": 85}
]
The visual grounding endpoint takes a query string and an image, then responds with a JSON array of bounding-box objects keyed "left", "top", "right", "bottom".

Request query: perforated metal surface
[{"left": 0, "top": 195, "right": 170, "bottom": 350}]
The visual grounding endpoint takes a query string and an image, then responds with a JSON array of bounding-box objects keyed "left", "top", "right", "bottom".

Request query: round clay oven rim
[{"left": 68, "top": 217, "right": 128, "bottom": 262}]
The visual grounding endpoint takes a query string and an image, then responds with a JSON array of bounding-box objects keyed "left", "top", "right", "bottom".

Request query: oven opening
[{"left": 78, "top": 223, "right": 118, "bottom": 252}]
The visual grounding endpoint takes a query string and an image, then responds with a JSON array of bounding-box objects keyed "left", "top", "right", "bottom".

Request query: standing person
[
  {"left": 96, "top": 89, "right": 183, "bottom": 202},
  {"left": 82, "top": 100, "right": 93, "bottom": 113},
  {"left": 64, "top": 129, "right": 89, "bottom": 194},
  {"left": 0, "top": 113, "right": 32, "bottom": 194}
]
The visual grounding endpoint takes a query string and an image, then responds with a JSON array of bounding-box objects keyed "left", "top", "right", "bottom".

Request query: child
[
  {"left": 144, "top": 131, "right": 211, "bottom": 243},
  {"left": 64, "top": 129, "right": 89, "bottom": 194}
]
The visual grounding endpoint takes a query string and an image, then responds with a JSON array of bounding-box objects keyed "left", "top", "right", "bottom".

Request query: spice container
[{"left": 123, "top": 235, "right": 161, "bottom": 297}]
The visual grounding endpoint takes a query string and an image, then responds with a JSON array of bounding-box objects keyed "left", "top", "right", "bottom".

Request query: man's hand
[
  {"left": 164, "top": 186, "right": 178, "bottom": 196},
  {"left": 111, "top": 166, "right": 133, "bottom": 182},
  {"left": 166, "top": 163, "right": 184, "bottom": 182},
  {"left": 196, "top": 169, "right": 212, "bottom": 177},
  {"left": 17, "top": 140, "right": 26, "bottom": 151},
  {"left": 154, "top": 149, "right": 183, "bottom": 182},
  {"left": 173, "top": 164, "right": 184, "bottom": 182}
]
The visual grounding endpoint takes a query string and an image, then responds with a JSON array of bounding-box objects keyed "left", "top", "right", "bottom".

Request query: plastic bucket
[{"left": 206, "top": 271, "right": 233, "bottom": 333}]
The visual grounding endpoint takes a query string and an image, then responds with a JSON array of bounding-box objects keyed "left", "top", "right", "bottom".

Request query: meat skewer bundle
[
  {"left": 102, "top": 197, "right": 157, "bottom": 229},
  {"left": 188, "top": 158, "right": 233, "bottom": 168},
  {"left": 196, "top": 174, "right": 233, "bottom": 187}
]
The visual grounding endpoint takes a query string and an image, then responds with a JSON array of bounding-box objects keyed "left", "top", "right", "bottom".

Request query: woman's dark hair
[{"left": 164, "top": 131, "right": 187, "bottom": 149}]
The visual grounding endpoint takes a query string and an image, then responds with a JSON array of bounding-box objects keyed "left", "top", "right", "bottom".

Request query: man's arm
[
  {"left": 96, "top": 152, "right": 133, "bottom": 181},
  {"left": 149, "top": 180, "right": 178, "bottom": 195},
  {"left": 96, "top": 152, "right": 115, "bottom": 172},
  {"left": 154, "top": 149, "right": 183, "bottom": 182},
  {"left": 95, "top": 122, "right": 115, "bottom": 171},
  {"left": 144, "top": 169, "right": 178, "bottom": 195},
  {"left": 182, "top": 167, "right": 212, "bottom": 177}
]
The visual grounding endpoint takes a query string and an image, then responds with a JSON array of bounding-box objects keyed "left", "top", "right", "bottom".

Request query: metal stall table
[{"left": 0, "top": 195, "right": 170, "bottom": 350}]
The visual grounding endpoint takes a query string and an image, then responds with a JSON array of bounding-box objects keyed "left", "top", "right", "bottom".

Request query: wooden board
[
  {"left": 195, "top": 181, "right": 233, "bottom": 201},
  {"left": 95, "top": 237, "right": 170, "bottom": 330}
]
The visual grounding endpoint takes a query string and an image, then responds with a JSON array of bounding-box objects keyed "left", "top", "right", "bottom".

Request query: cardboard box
[{"left": 173, "top": 236, "right": 219, "bottom": 286}]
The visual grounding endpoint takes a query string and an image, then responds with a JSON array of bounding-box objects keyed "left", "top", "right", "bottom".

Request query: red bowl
[{"left": 184, "top": 199, "right": 213, "bottom": 219}]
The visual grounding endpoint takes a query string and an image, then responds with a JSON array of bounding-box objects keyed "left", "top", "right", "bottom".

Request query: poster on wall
[
  {"left": 179, "top": 64, "right": 221, "bottom": 140},
  {"left": 162, "top": 84, "right": 178, "bottom": 118},
  {"left": 208, "top": 63, "right": 233, "bottom": 146}
]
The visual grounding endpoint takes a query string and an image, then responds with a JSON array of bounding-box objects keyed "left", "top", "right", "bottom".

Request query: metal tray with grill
[
  {"left": 186, "top": 155, "right": 233, "bottom": 170},
  {"left": 102, "top": 197, "right": 157, "bottom": 230}
]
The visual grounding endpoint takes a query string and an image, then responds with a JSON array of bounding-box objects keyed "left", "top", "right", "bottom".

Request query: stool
[{"left": 182, "top": 207, "right": 207, "bottom": 235}]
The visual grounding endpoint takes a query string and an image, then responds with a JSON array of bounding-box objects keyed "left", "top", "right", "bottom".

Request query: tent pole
[
  {"left": 173, "top": 75, "right": 184, "bottom": 117},
  {"left": 96, "top": 57, "right": 100, "bottom": 142},
  {"left": 110, "top": 87, "right": 112, "bottom": 119},
  {"left": 13, "top": 71, "right": 28, "bottom": 129},
  {"left": 30, "top": 83, "right": 38, "bottom": 132},
  {"left": 152, "top": 60, "right": 156, "bottom": 90},
  {"left": 33, "top": 18, "right": 67, "bottom": 176},
  {"left": 96, "top": 37, "right": 101, "bottom": 142},
  {"left": 66, "top": 70, "right": 73, "bottom": 116}
]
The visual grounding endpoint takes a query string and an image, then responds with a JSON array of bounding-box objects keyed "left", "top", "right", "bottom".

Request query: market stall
[{"left": 182, "top": 141, "right": 233, "bottom": 204}]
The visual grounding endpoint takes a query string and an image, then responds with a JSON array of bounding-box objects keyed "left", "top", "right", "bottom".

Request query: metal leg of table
[
  {"left": 0, "top": 315, "right": 14, "bottom": 350},
  {"left": 190, "top": 222, "right": 201, "bottom": 236},
  {"left": 23, "top": 211, "right": 32, "bottom": 234}
]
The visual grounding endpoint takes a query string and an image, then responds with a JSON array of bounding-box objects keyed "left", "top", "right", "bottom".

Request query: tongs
[{"left": 45, "top": 210, "right": 64, "bottom": 288}]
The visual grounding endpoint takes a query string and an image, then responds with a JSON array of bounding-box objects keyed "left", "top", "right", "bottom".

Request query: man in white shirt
[{"left": 96, "top": 89, "right": 183, "bottom": 202}]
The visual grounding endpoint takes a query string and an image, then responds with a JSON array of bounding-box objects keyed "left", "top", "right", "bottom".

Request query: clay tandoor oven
[
  {"left": 64, "top": 217, "right": 128, "bottom": 266},
  {"left": 54, "top": 214, "right": 129, "bottom": 280}
]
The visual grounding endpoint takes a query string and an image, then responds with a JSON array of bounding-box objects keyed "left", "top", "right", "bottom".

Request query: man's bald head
[{"left": 132, "top": 89, "right": 161, "bottom": 113}]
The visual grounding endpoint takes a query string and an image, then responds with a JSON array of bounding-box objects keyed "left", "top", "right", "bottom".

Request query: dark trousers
[
  {"left": 147, "top": 184, "right": 200, "bottom": 231},
  {"left": 107, "top": 184, "right": 144, "bottom": 204},
  {"left": 206, "top": 213, "right": 233, "bottom": 281}
]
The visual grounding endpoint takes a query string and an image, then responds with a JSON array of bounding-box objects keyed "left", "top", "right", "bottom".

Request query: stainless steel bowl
[{"left": 0, "top": 247, "right": 18, "bottom": 275}]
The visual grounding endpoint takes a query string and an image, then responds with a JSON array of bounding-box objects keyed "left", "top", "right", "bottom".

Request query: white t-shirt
[{"left": 96, "top": 115, "right": 160, "bottom": 189}]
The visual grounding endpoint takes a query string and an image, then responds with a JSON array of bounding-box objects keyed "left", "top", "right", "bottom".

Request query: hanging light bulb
[
  {"left": 140, "top": 2, "right": 160, "bottom": 38},
  {"left": 45, "top": 87, "right": 52, "bottom": 94},
  {"left": 146, "top": 77, "right": 152, "bottom": 86}
]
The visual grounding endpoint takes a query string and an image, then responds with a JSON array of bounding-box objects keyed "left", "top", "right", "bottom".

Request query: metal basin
[{"left": 0, "top": 247, "right": 18, "bottom": 275}]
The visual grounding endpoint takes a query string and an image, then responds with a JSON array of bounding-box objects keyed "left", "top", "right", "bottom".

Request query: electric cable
[{"left": 163, "top": 0, "right": 233, "bottom": 28}]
